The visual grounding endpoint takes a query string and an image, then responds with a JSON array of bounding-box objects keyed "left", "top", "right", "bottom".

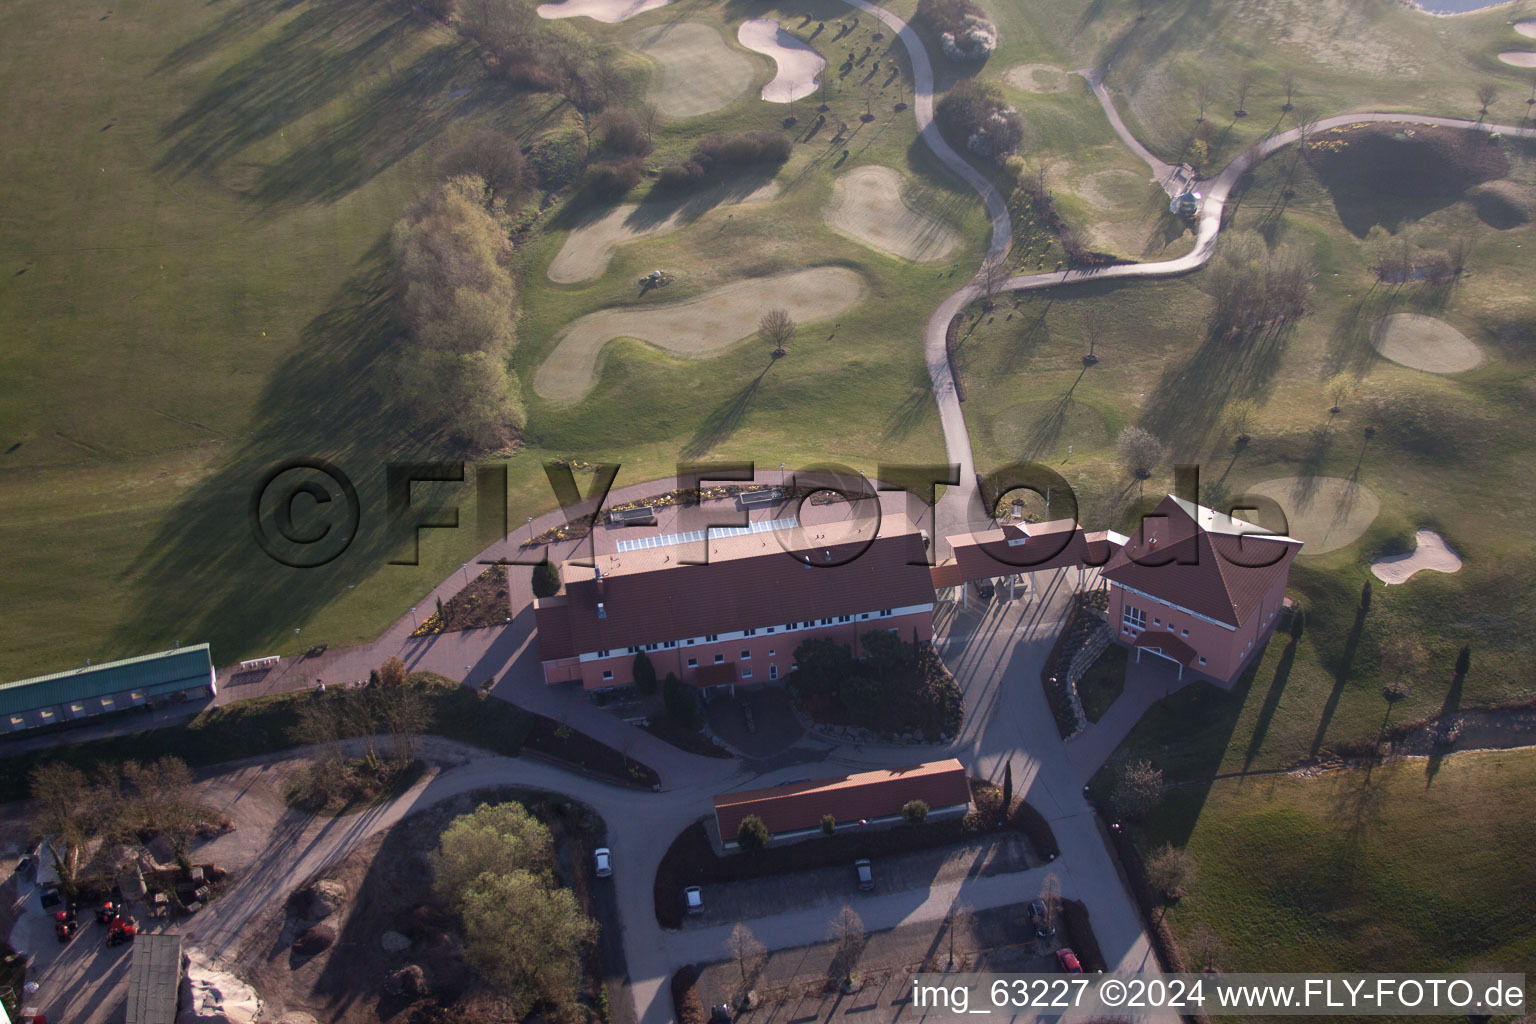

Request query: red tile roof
[
  {"left": 535, "top": 530, "right": 933, "bottom": 661},
  {"left": 1100, "top": 495, "right": 1301, "bottom": 628},
  {"left": 947, "top": 520, "right": 1091, "bottom": 580},
  {"left": 714, "top": 760, "right": 971, "bottom": 839},
  {"left": 1131, "top": 630, "right": 1197, "bottom": 665}
]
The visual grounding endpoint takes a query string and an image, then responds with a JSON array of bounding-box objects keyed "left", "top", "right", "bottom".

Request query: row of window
[
  {"left": 1123, "top": 604, "right": 1208, "bottom": 666},
  {"left": 601, "top": 662, "right": 784, "bottom": 683},
  {"left": 9, "top": 690, "right": 153, "bottom": 728},
  {"left": 595, "top": 609, "right": 901, "bottom": 660}
]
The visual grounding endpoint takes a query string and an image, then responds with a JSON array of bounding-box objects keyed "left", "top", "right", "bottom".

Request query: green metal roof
[
  {"left": 0, "top": 644, "right": 213, "bottom": 716},
  {"left": 126, "top": 933, "right": 184, "bottom": 1024}
]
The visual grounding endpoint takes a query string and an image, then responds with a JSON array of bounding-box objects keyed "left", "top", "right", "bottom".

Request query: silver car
[
  {"left": 684, "top": 885, "right": 704, "bottom": 914},
  {"left": 594, "top": 847, "right": 611, "bottom": 878}
]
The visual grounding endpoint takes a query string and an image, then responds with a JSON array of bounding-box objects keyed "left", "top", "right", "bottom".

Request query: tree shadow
[
  {"left": 109, "top": 241, "right": 460, "bottom": 660},
  {"left": 1424, "top": 666, "right": 1466, "bottom": 786},
  {"left": 881, "top": 369, "right": 934, "bottom": 444},
  {"left": 1138, "top": 320, "right": 1293, "bottom": 456},
  {"left": 680, "top": 365, "right": 771, "bottom": 459},
  {"left": 1022, "top": 367, "right": 1088, "bottom": 460},
  {"left": 1310, "top": 605, "right": 1367, "bottom": 756},
  {"left": 1243, "top": 636, "right": 1296, "bottom": 771}
]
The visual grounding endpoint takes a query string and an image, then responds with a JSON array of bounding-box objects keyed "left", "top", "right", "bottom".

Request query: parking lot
[{"left": 676, "top": 829, "right": 1036, "bottom": 930}]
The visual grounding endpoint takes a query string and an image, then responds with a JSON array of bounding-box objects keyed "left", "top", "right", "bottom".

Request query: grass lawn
[
  {"left": 1136, "top": 749, "right": 1536, "bottom": 975},
  {"left": 0, "top": 0, "right": 964, "bottom": 678},
  {"left": 1078, "top": 643, "right": 1127, "bottom": 723}
]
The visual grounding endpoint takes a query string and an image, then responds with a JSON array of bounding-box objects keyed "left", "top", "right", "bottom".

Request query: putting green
[
  {"left": 532, "top": 267, "right": 867, "bottom": 403},
  {"left": 547, "top": 180, "right": 780, "bottom": 284},
  {"left": 1370, "top": 313, "right": 1483, "bottom": 374},
  {"left": 822, "top": 165, "right": 960, "bottom": 263},
  {"left": 633, "top": 22, "right": 755, "bottom": 118},
  {"left": 1004, "top": 63, "right": 1072, "bottom": 94},
  {"left": 1247, "top": 476, "right": 1381, "bottom": 556}
]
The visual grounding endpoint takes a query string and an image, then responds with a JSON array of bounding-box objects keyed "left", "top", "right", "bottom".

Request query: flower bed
[{"left": 410, "top": 563, "right": 510, "bottom": 636}]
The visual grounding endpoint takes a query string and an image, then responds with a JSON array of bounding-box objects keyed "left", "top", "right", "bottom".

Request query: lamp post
[
  {"left": 461, "top": 562, "right": 470, "bottom": 585},
  {"left": 526, "top": 516, "right": 533, "bottom": 545},
  {"left": 410, "top": 607, "right": 417, "bottom": 628}
]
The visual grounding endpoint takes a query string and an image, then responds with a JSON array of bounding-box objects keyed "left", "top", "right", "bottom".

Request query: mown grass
[
  {"left": 1139, "top": 750, "right": 1536, "bottom": 976},
  {"left": 0, "top": 0, "right": 968, "bottom": 678}
]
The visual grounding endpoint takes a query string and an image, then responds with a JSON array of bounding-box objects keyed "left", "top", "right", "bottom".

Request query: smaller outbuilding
[
  {"left": 125, "top": 933, "right": 185, "bottom": 1024},
  {"left": 714, "top": 759, "right": 971, "bottom": 848},
  {"left": 1, "top": 644, "right": 216, "bottom": 733}
]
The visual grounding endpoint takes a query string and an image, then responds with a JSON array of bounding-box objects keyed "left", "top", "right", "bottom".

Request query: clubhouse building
[{"left": 533, "top": 494, "right": 1301, "bottom": 692}]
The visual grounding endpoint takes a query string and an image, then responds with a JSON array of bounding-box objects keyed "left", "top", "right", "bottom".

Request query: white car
[
  {"left": 684, "top": 885, "right": 704, "bottom": 914},
  {"left": 594, "top": 848, "right": 612, "bottom": 878}
]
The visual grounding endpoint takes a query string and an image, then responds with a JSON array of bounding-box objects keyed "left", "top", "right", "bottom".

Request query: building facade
[
  {"left": 535, "top": 527, "right": 935, "bottom": 693},
  {"left": 1100, "top": 495, "right": 1301, "bottom": 684},
  {"left": 1, "top": 644, "right": 217, "bottom": 732}
]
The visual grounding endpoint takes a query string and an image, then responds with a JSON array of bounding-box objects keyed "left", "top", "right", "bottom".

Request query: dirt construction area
[
  {"left": 1248, "top": 476, "right": 1381, "bottom": 556},
  {"left": 532, "top": 266, "right": 867, "bottom": 403},
  {"left": 547, "top": 180, "right": 779, "bottom": 284},
  {"left": 1370, "top": 313, "right": 1483, "bottom": 373},
  {"left": 822, "top": 165, "right": 961, "bottom": 263},
  {"left": 633, "top": 22, "right": 755, "bottom": 119}
]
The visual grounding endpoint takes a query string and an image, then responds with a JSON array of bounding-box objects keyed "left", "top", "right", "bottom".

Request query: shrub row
[
  {"left": 1059, "top": 899, "right": 1106, "bottom": 973},
  {"left": 671, "top": 965, "right": 707, "bottom": 1024},
  {"left": 655, "top": 131, "right": 793, "bottom": 191}
]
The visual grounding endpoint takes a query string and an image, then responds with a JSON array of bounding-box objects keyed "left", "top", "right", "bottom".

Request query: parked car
[
  {"left": 854, "top": 858, "right": 874, "bottom": 891},
  {"left": 1028, "top": 898, "right": 1055, "bottom": 939},
  {"left": 55, "top": 909, "right": 79, "bottom": 943},
  {"left": 710, "top": 1005, "right": 732, "bottom": 1024},
  {"left": 594, "top": 848, "right": 611, "bottom": 878},
  {"left": 973, "top": 577, "right": 995, "bottom": 601},
  {"left": 741, "top": 699, "right": 757, "bottom": 734},
  {"left": 684, "top": 886, "right": 704, "bottom": 914},
  {"left": 304, "top": 644, "right": 328, "bottom": 658},
  {"left": 1055, "top": 948, "right": 1082, "bottom": 973}
]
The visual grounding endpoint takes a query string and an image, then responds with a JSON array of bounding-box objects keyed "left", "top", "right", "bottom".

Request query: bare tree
[
  {"left": 1381, "top": 636, "right": 1429, "bottom": 699},
  {"left": 1234, "top": 70, "right": 1256, "bottom": 117},
  {"left": 1117, "top": 426, "right": 1165, "bottom": 479},
  {"left": 1195, "top": 76, "right": 1212, "bottom": 123},
  {"left": 1326, "top": 373, "right": 1355, "bottom": 415},
  {"left": 374, "top": 656, "right": 429, "bottom": 763},
  {"left": 1144, "top": 842, "right": 1196, "bottom": 899},
  {"left": 1224, "top": 398, "right": 1258, "bottom": 445},
  {"left": 122, "top": 756, "right": 208, "bottom": 872},
  {"left": 1112, "top": 757, "right": 1164, "bottom": 819},
  {"left": 1476, "top": 83, "right": 1499, "bottom": 121},
  {"left": 638, "top": 101, "right": 660, "bottom": 144},
  {"left": 1280, "top": 70, "right": 1297, "bottom": 112},
  {"left": 761, "top": 308, "right": 796, "bottom": 358},
  {"left": 980, "top": 251, "right": 1011, "bottom": 296},
  {"left": 1292, "top": 104, "right": 1317, "bottom": 145},
  {"left": 1188, "top": 922, "right": 1225, "bottom": 970},
  {"left": 829, "top": 904, "right": 867, "bottom": 985},
  {"left": 725, "top": 923, "right": 767, "bottom": 998},
  {"left": 1038, "top": 873, "right": 1062, "bottom": 936},
  {"left": 945, "top": 903, "right": 976, "bottom": 969},
  {"left": 1082, "top": 306, "right": 1104, "bottom": 362},
  {"left": 29, "top": 762, "right": 91, "bottom": 896}
]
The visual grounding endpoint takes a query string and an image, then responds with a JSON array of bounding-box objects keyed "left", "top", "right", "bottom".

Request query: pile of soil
[
  {"left": 1306, "top": 124, "right": 1507, "bottom": 197},
  {"left": 1468, "top": 180, "right": 1536, "bottom": 229}
]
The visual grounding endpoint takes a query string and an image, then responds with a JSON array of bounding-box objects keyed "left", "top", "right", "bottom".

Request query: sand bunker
[
  {"left": 634, "top": 22, "right": 754, "bottom": 118},
  {"left": 1371, "top": 313, "right": 1483, "bottom": 373},
  {"left": 1248, "top": 476, "right": 1381, "bottom": 555},
  {"left": 537, "top": 0, "right": 670, "bottom": 22},
  {"left": 1517, "top": 20, "right": 1536, "bottom": 39},
  {"left": 1497, "top": 50, "right": 1536, "bottom": 67},
  {"left": 533, "top": 267, "right": 866, "bottom": 402},
  {"left": 1371, "top": 529, "right": 1462, "bottom": 584},
  {"left": 1004, "top": 63, "right": 1071, "bottom": 94},
  {"left": 737, "top": 19, "right": 825, "bottom": 103},
  {"left": 548, "top": 181, "right": 779, "bottom": 284},
  {"left": 823, "top": 165, "right": 961, "bottom": 262}
]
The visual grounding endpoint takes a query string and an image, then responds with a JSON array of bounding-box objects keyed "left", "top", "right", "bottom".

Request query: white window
[
  {"left": 888, "top": 627, "right": 899, "bottom": 634},
  {"left": 1198, "top": 656, "right": 1207, "bottom": 666},
  {"left": 100, "top": 697, "right": 114, "bottom": 709},
  {"left": 881, "top": 608, "right": 893, "bottom": 616},
  {"left": 706, "top": 633, "right": 718, "bottom": 642},
  {"left": 687, "top": 657, "right": 698, "bottom": 667},
  {"left": 741, "top": 669, "right": 753, "bottom": 679},
  {"left": 741, "top": 649, "right": 751, "bottom": 660},
  {"left": 597, "top": 649, "right": 609, "bottom": 658},
  {"left": 687, "top": 638, "right": 696, "bottom": 645},
  {"left": 69, "top": 703, "right": 85, "bottom": 714},
  {"left": 1153, "top": 617, "right": 1162, "bottom": 627},
  {"left": 9, "top": 716, "right": 24, "bottom": 728},
  {"left": 1167, "top": 622, "right": 1175, "bottom": 631},
  {"left": 766, "top": 626, "right": 775, "bottom": 634},
  {"left": 861, "top": 613, "right": 871, "bottom": 620},
  {"left": 602, "top": 670, "right": 614, "bottom": 681},
  {"left": 745, "top": 628, "right": 757, "bottom": 636},
  {"left": 1123, "top": 606, "right": 1146, "bottom": 630},
  {"left": 1181, "top": 629, "right": 1189, "bottom": 637},
  {"left": 130, "top": 691, "right": 146, "bottom": 704},
  {"left": 768, "top": 649, "right": 776, "bottom": 657},
  {"left": 714, "top": 654, "right": 725, "bottom": 664},
  {"left": 39, "top": 709, "right": 54, "bottom": 721},
  {"left": 769, "top": 664, "right": 778, "bottom": 680}
]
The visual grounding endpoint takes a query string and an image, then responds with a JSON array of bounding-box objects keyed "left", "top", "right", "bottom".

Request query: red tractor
[
  {"left": 107, "top": 913, "right": 139, "bottom": 946},
  {"left": 95, "top": 900, "right": 120, "bottom": 925},
  {"left": 54, "top": 907, "right": 79, "bottom": 943}
]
